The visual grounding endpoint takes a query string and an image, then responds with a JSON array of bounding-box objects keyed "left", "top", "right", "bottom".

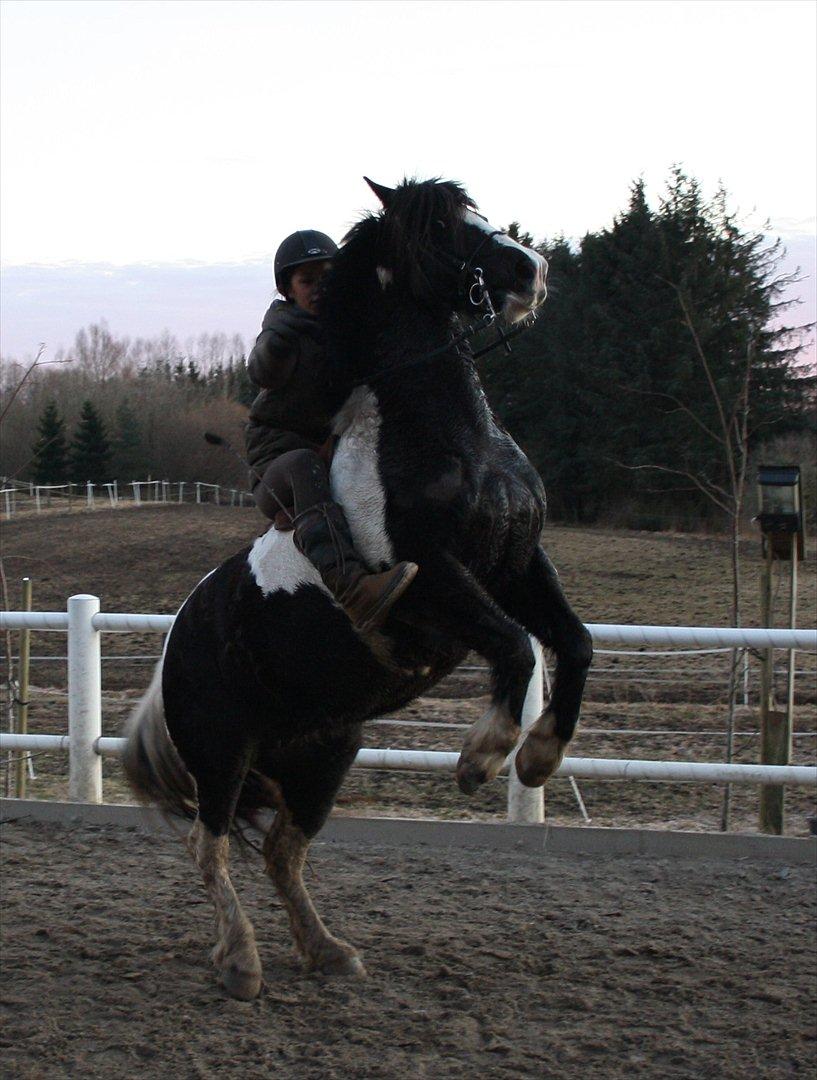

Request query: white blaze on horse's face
[{"left": 462, "top": 210, "right": 548, "bottom": 323}]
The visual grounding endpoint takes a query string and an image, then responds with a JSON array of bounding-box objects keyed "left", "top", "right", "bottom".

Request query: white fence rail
[
  {"left": 1, "top": 597, "right": 815, "bottom": 816},
  {"left": 1, "top": 478, "right": 254, "bottom": 517}
]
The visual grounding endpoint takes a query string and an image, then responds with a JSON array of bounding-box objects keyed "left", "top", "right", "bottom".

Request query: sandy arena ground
[{"left": 1, "top": 818, "right": 816, "bottom": 1079}]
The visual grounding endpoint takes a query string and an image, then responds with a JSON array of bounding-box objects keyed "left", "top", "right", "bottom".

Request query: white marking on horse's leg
[
  {"left": 456, "top": 701, "right": 520, "bottom": 795},
  {"left": 189, "top": 820, "right": 262, "bottom": 1000},
  {"left": 514, "top": 711, "right": 567, "bottom": 788},
  {"left": 263, "top": 795, "right": 366, "bottom": 978},
  {"left": 376, "top": 266, "right": 393, "bottom": 289}
]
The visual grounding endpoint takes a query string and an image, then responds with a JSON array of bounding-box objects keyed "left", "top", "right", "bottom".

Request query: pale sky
[{"left": 1, "top": 0, "right": 815, "bottom": 355}]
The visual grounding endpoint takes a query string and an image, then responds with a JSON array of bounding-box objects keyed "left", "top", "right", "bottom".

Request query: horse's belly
[{"left": 331, "top": 387, "right": 395, "bottom": 570}]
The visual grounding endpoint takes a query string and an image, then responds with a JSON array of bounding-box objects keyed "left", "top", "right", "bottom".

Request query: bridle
[{"left": 365, "top": 227, "right": 533, "bottom": 385}]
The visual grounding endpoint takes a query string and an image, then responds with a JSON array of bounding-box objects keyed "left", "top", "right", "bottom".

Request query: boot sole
[{"left": 356, "top": 562, "right": 418, "bottom": 634}]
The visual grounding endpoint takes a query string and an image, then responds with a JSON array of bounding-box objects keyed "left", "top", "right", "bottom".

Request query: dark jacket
[{"left": 245, "top": 300, "right": 335, "bottom": 480}]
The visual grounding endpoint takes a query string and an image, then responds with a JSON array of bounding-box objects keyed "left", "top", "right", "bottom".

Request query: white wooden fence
[
  {"left": 0, "top": 479, "right": 253, "bottom": 517},
  {"left": 1, "top": 597, "right": 815, "bottom": 822}
]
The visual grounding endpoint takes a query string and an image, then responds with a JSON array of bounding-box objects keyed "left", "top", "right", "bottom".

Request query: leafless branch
[
  {"left": 0, "top": 346, "right": 72, "bottom": 425},
  {"left": 615, "top": 461, "right": 733, "bottom": 515},
  {"left": 621, "top": 383, "right": 725, "bottom": 445}
]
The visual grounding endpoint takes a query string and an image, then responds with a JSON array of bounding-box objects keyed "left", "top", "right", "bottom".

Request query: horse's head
[{"left": 365, "top": 177, "right": 548, "bottom": 324}]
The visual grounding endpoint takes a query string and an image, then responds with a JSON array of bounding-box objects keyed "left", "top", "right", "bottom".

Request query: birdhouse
[{"left": 756, "top": 465, "right": 805, "bottom": 560}]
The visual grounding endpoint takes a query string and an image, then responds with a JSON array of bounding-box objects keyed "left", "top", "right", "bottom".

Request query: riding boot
[{"left": 292, "top": 502, "right": 418, "bottom": 633}]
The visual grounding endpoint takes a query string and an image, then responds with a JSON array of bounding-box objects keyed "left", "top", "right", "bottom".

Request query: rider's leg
[{"left": 257, "top": 450, "right": 417, "bottom": 633}]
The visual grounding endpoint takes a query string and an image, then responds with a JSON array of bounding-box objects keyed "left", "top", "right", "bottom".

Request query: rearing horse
[{"left": 124, "top": 177, "right": 593, "bottom": 999}]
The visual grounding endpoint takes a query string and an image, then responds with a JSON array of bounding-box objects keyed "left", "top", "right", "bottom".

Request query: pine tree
[
  {"left": 112, "top": 398, "right": 143, "bottom": 480},
  {"left": 480, "top": 170, "right": 811, "bottom": 523},
  {"left": 232, "top": 357, "right": 255, "bottom": 406},
  {"left": 70, "top": 400, "right": 112, "bottom": 485},
  {"left": 31, "top": 400, "right": 69, "bottom": 484}
]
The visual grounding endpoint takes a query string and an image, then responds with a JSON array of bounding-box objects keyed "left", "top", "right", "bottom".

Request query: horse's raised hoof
[
  {"left": 219, "top": 962, "right": 263, "bottom": 1000},
  {"left": 456, "top": 703, "right": 520, "bottom": 794},
  {"left": 514, "top": 718, "right": 567, "bottom": 788}
]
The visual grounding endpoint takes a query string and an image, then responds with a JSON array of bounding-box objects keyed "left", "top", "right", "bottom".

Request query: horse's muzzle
[{"left": 501, "top": 251, "right": 548, "bottom": 323}]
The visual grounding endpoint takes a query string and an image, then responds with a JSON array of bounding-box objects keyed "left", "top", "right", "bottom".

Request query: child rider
[{"left": 245, "top": 229, "right": 417, "bottom": 634}]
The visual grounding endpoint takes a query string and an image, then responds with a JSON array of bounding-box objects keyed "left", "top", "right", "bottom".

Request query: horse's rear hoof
[
  {"left": 515, "top": 728, "right": 567, "bottom": 788},
  {"left": 220, "top": 963, "right": 263, "bottom": 1000}
]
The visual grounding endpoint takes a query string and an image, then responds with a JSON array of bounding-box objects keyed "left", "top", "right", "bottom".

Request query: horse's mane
[{"left": 339, "top": 178, "right": 477, "bottom": 305}]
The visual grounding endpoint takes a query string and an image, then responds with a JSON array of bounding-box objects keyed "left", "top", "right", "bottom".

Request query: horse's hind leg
[
  {"left": 498, "top": 546, "right": 593, "bottom": 787},
  {"left": 261, "top": 733, "right": 365, "bottom": 977},
  {"left": 182, "top": 740, "right": 262, "bottom": 1000},
  {"left": 188, "top": 820, "right": 262, "bottom": 1000}
]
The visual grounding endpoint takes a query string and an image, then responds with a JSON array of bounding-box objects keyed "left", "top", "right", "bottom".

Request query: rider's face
[{"left": 285, "top": 260, "right": 332, "bottom": 314}]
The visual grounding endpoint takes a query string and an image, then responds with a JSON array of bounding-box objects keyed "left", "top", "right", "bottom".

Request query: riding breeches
[{"left": 253, "top": 448, "right": 332, "bottom": 522}]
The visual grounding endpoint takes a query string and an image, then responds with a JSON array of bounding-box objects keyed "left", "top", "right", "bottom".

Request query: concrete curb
[{"left": 2, "top": 798, "right": 815, "bottom": 865}]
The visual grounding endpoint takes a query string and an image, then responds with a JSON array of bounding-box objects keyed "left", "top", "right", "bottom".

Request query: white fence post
[
  {"left": 68, "top": 594, "right": 102, "bottom": 803},
  {"left": 507, "top": 637, "right": 545, "bottom": 823}
]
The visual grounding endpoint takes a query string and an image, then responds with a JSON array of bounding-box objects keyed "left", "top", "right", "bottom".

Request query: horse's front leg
[
  {"left": 496, "top": 546, "right": 593, "bottom": 786},
  {"left": 396, "top": 553, "right": 536, "bottom": 793}
]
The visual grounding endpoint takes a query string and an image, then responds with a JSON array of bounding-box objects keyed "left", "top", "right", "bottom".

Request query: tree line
[
  {"left": 478, "top": 168, "right": 814, "bottom": 527},
  {"left": 2, "top": 167, "right": 814, "bottom": 525},
  {"left": 1, "top": 331, "right": 257, "bottom": 490}
]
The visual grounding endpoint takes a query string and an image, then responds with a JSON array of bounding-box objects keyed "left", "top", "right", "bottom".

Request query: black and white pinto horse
[{"left": 124, "top": 177, "right": 592, "bottom": 999}]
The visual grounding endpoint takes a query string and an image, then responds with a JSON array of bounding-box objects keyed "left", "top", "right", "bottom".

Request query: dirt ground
[
  {"left": 2, "top": 505, "right": 816, "bottom": 833},
  {"left": 1, "top": 818, "right": 815, "bottom": 1080}
]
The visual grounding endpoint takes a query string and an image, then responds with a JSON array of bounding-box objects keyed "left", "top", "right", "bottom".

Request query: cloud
[{"left": 0, "top": 261, "right": 274, "bottom": 357}]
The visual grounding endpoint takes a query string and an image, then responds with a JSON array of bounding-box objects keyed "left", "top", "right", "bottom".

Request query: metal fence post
[
  {"left": 68, "top": 594, "right": 102, "bottom": 803},
  {"left": 507, "top": 637, "right": 545, "bottom": 823}
]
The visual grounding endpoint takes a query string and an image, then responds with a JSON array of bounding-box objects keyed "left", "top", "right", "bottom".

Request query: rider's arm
[{"left": 248, "top": 302, "right": 320, "bottom": 390}]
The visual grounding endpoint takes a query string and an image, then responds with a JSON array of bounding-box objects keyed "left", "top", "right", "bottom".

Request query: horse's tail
[{"left": 121, "top": 662, "right": 197, "bottom": 822}]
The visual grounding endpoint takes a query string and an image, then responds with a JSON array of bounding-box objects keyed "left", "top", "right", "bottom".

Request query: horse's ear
[{"left": 364, "top": 177, "right": 395, "bottom": 206}]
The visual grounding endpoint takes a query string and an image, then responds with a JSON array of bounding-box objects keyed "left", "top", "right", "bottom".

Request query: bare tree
[
  {"left": 70, "top": 322, "right": 128, "bottom": 383},
  {"left": 622, "top": 289, "right": 758, "bottom": 830}
]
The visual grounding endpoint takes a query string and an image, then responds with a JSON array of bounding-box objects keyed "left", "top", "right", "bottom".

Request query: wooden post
[
  {"left": 15, "top": 578, "right": 32, "bottom": 798},
  {"left": 759, "top": 536, "right": 796, "bottom": 834},
  {"left": 67, "top": 594, "right": 102, "bottom": 803}
]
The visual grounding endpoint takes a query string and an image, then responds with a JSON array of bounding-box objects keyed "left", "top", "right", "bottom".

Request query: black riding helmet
[{"left": 274, "top": 230, "right": 338, "bottom": 292}]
